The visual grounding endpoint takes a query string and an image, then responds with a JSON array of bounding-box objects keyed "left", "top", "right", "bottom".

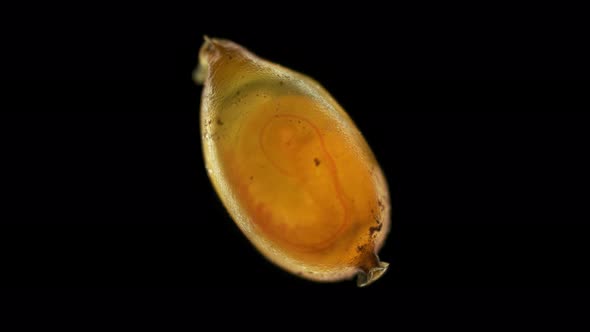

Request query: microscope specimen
[{"left": 195, "top": 37, "right": 390, "bottom": 286}]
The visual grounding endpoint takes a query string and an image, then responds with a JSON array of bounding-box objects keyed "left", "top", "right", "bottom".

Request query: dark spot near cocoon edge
[
  {"left": 314, "top": 158, "right": 321, "bottom": 166},
  {"left": 369, "top": 224, "right": 383, "bottom": 236},
  {"left": 356, "top": 244, "right": 366, "bottom": 253},
  {"left": 217, "top": 118, "right": 224, "bottom": 126}
]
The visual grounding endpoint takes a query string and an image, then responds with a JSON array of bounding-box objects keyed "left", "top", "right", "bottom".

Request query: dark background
[{"left": 1, "top": 3, "right": 588, "bottom": 328}]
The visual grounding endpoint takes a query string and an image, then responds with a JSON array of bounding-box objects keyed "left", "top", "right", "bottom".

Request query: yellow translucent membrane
[{"left": 196, "top": 38, "right": 390, "bottom": 286}]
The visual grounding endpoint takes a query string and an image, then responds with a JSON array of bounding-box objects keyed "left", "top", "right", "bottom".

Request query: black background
[{"left": 1, "top": 3, "right": 589, "bottom": 329}]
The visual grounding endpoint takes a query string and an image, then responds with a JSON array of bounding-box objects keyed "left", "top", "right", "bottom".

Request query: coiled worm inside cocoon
[{"left": 195, "top": 37, "right": 390, "bottom": 287}]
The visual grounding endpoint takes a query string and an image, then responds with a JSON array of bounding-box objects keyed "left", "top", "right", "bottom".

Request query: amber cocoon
[{"left": 196, "top": 38, "right": 390, "bottom": 286}]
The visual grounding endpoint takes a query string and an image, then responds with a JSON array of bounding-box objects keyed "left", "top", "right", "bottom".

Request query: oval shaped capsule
[{"left": 195, "top": 37, "right": 390, "bottom": 286}]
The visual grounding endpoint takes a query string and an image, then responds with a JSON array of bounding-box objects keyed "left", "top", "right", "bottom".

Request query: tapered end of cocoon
[
  {"left": 357, "top": 260, "right": 389, "bottom": 287},
  {"left": 193, "top": 36, "right": 214, "bottom": 84}
]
